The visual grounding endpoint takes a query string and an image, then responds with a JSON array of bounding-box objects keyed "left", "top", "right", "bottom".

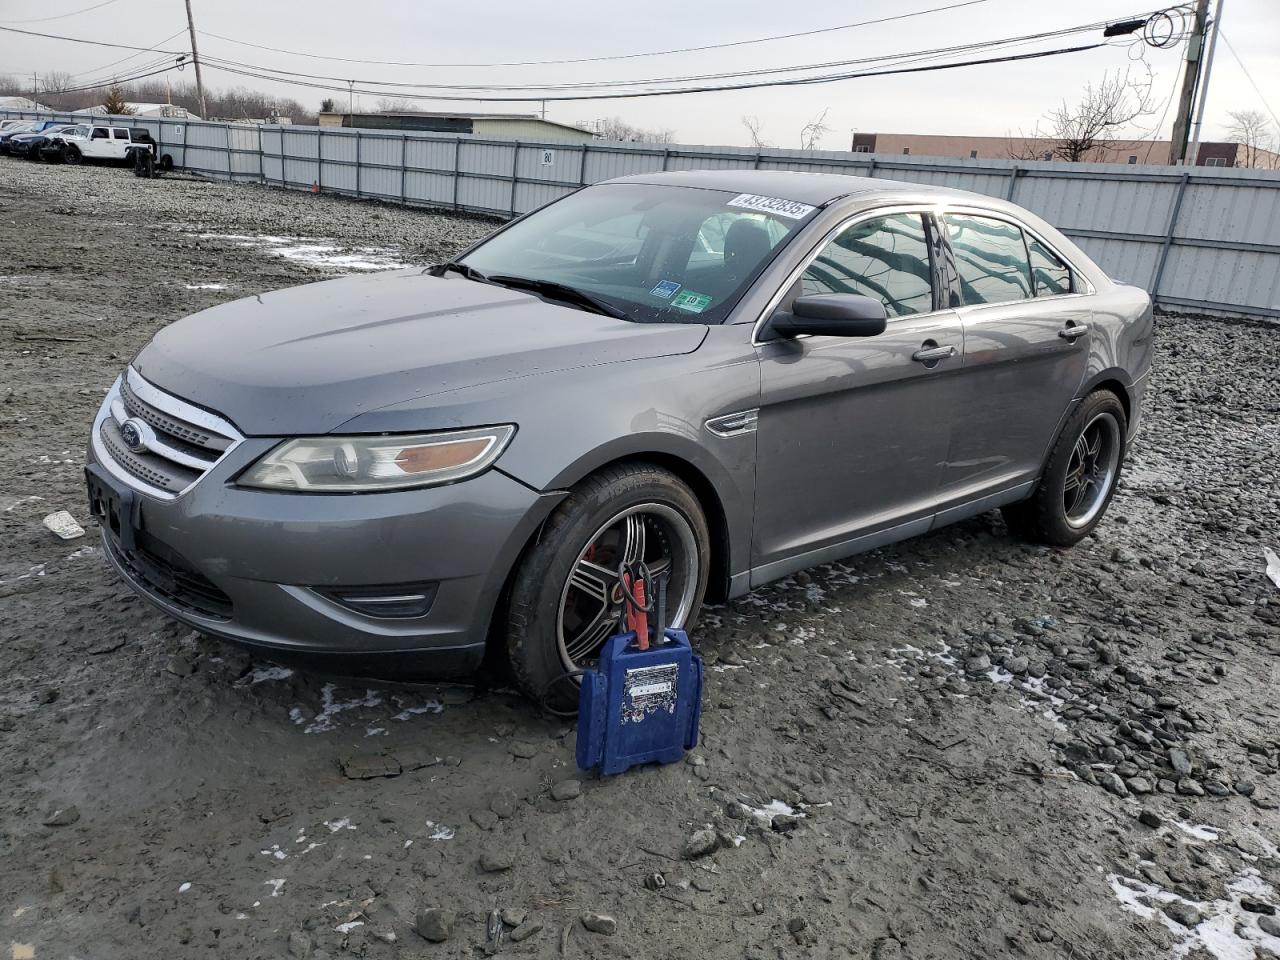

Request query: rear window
[{"left": 945, "top": 214, "right": 1032, "bottom": 305}]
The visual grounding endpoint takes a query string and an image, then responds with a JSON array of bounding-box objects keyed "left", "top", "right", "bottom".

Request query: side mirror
[{"left": 768, "top": 294, "right": 888, "bottom": 339}]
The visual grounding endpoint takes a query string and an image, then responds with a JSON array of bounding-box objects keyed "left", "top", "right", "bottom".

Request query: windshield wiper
[
  {"left": 485, "top": 275, "right": 628, "bottom": 319},
  {"left": 429, "top": 261, "right": 489, "bottom": 282}
]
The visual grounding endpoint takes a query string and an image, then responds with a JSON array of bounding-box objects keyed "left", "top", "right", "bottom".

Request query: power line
[
  {"left": 196, "top": 0, "right": 996, "bottom": 69},
  {"left": 1218, "top": 30, "right": 1280, "bottom": 129},
  {"left": 201, "top": 42, "right": 1107, "bottom": 104},
  {"left": 0, "top": 23, "right": 186, "bottom": 53},
  {"left": 67, "top": 27, "right": 188, "bottom": 80},
  {"left": 197, "top": 17, "right": 1131, "bottom": 95},
  {"left": 0, "top": 0, "right": 123, "bottom": 25},
  {"left": 45, "top": 59, "right": 186, "bottom": 94}
]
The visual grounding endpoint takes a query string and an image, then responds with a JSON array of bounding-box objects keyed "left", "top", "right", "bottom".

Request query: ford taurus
[{"left": 85, "top": 170, "right": 1153, "bottom": 704}]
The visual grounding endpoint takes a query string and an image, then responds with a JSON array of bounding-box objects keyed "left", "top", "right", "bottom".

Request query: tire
[
  {"left": 1002, "top": 390, "right": 1127, "bottom": 547},
  {"left": 64, "top": 145, "right": 82, "bottom": 165},
  {"left": 159, "top": 153, "right": 173, "bottom": 172},
  {"left": 506, "top": 463, "right": 711, "bottom": 709}
]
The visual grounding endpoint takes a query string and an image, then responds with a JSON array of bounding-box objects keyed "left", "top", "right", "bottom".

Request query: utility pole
[
  {"left": 1186, "top": 0, "right": 1224, "bottom": 169},
  {"left": 183, "top": 0, "right": 207, "bottom": 120},
  {"left": 1169, "top": 0, "right": 1210, "bottom": 165},
  {"left": 32, "top": 72, "right": 37, "bottom": 108}
]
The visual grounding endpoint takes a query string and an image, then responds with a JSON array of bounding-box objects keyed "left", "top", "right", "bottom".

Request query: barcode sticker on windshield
[{"left": 727, "top": 193, "right": 816, "bottom": 220}]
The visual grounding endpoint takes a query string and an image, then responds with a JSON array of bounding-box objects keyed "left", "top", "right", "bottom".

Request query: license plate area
[{"left": 85, "top": 463, "right": 139, "bottom": 552}]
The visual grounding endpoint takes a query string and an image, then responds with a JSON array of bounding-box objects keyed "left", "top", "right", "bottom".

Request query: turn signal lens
[{"left": 238, "top": 426, "right": 515, "bottom": 492}]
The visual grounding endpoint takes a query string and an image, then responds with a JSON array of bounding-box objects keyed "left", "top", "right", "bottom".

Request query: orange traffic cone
[{"left": 311, "top": 180, "right": 319, "bottom": 194}]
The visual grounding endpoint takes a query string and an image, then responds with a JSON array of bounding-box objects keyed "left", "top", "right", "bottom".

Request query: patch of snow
[
  {"left": 1107, "top": 868, "right": 1280, "bottom": 960},
  {"left": 1173, "top": 821, "right": 1221, "bottom": 842},
  {"left": 260, "top": 844, "right": 287, "bottom": 861},
  {"left": 746, "top": 799, "right": 803, "bottom": 829},
  {"left": 193, "top": 231, "right": 409, "bottom": 271},
  {"left": 335, "top": 921, "right": 364, "bottom": 934},
  {"left": 324, "top": 817, "right": 356, "bottom": 833},
  {"left": 248, "top": 665, "right": 293, "bottom": 684},
  {"left": 428, "top": 822, "right": 455, "bottom": 841},
  {"left": 178, "top": 882, "right": 191, "bottom": 893},
  {"left": 264, "top": 879, "right": 286, "bottom": 898},
  {"left": 184, "top": 282, "right": 227, "bottom": 290},
  {"left": 391, "top": 699, "right": 444, "bottom": 722},
  {"left": 294, "top": 684, "right": 384, "bottom": 733}
]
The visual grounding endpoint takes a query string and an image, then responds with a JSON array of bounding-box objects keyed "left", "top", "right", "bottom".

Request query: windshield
[{"left": 459, "top": 183, "right": 816, "bottom": 323}]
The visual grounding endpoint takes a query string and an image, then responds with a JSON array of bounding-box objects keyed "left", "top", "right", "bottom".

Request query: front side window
[
  {"left": 1027, "top": 236, "right": 1072, "bottom": 296},
  {"left": 800, "top": 213, "right": 933, "bottom": 318},
  {"left": 945, "top": 214, "right": 1032, "bottom": 305},
  {"left": 91, "top": 127, "right": 108, "bottom": 139},
  {"left": 461, "top": 183, "right": 814, "bottom": 324}
]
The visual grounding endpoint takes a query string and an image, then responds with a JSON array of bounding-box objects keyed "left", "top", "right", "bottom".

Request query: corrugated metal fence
[{"left": 5, "top": 109, "right": 1280, "bottom": 321}]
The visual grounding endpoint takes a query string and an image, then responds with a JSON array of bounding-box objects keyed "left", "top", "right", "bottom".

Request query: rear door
[
  {"left": 109, "top": 127, "right": 131, "bottom": 160},
  {"left": 937, "top": 210, "right": 1091, "bottom": 501},
  {"left": 751, "top": 209, "right": 965, "bottom": 580}
]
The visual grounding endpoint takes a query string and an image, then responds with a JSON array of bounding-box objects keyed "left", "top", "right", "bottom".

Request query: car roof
[{"left": 605, "top": 169, "right": 982, "bottom": 207}]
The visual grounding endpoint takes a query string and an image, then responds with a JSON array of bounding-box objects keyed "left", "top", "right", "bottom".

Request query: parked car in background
[
  {"left": 8, "top": 123, "right": 81, "bottom": 160},
  {"left": 85, "top": 171, "right": 1152, "bottom": 705},
  {"left": 54, "top": 125, "right": 167, "bottom": 166},
  {"left": 0, "top": 119, "right": 61, "bottom": 154},
  {"left": 0, "top": 119, "right": 32, "bottom": 132}
]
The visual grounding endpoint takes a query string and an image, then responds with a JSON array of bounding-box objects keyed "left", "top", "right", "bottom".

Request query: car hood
[{"left": 134, "top": 268, "right": 708, "bottom": 435}]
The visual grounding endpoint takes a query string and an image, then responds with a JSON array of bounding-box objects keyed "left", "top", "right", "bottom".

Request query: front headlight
[{"left": 237, "top": 425, "right": 516, "bottom": 492}]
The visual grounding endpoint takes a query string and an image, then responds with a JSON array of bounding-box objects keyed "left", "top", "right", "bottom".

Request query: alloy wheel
[
  {"left": 556, "top": 503, "right": 698, "bottom": 669},
  {"left": 1063, "top": 411, "right": 1122, "bottom": 529}
]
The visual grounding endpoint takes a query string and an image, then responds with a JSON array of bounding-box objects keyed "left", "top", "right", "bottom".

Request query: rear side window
[
  {"left": 801, "top": 213, "right": 933, "bottom": 318},
  {"left": 111, "top": 128, "right": 129, "bottom": 139},
  {"left": 945, "top": 214, "right": 1032, "bottom": 305},
  {"left": 1027, "top": 236, "right": 1072, "bottom": 296}
]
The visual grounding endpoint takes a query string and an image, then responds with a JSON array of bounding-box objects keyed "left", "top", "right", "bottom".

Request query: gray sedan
[{"left": 85, "top": 170, "right": 1152, "bottom": 704}]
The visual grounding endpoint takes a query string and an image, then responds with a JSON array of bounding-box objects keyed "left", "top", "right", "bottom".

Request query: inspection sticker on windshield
[
  {"left": 726, "top": 193, "right": 816, "bottom": 220},
  {"left": 650, "top": 279, "right": 681, "bottom": 300},
  {"left": 672, "top": 290, "right": 712, "bottom": 313}
]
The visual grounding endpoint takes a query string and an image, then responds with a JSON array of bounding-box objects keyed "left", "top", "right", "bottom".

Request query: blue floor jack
[{"left": 576, "top": 560, "right": 703, "bottom": 776}]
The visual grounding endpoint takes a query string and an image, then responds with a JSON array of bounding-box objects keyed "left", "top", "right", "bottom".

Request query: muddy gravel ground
[{"left": 2, "top": 160, "right": 1279, "bottom": 960}]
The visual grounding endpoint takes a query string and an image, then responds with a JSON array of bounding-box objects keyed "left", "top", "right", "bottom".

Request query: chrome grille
[{"left": 92, "top": 367, "right": 243, "bottom": 499}]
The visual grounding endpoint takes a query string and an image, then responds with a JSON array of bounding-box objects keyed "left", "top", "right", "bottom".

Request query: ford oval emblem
[{"left": 120, "top": 418, "right": 148, "bottom": 454}]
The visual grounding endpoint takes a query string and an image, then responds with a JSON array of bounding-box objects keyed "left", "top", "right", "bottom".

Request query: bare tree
[
  {"left": 595, "top": 116, "right": 675, "bottom": 143},
  {"left": 741, "top": 115, "right": 770, "bottom": 148},
  {"left": 320, "top": 98, "right": 336, "bottom": 114},
  {"left": 1226, "top": 109, "right": 1278, "bottom": 168},
  {"left": 799, "top": 108, "right": 831, "bottom": 151},
  {"left": 375, "top": 97, "right": 415, "bottom": 113},
  {"left": 1006, "top": 68, "right": 1157, "bottom": 163}
]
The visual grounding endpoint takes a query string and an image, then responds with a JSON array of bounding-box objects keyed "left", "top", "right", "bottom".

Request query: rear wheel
[
  {"left": 506, "top": 463, "right": 710, "bottom": 709},
  {"left": 1002, "top": 390, "right": 1126, "bottom": 546}
]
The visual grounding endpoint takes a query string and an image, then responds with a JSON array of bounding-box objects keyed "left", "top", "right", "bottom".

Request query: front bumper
[{"left": 87, "top": 383, "right": 562, "bottom": 677}]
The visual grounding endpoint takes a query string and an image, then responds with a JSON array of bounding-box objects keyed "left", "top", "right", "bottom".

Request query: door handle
[
  {"left": 912, "top": 344, "right": 957, "bottom": 363},
  {"left": 1057, "top": 322, "right": 1089, "bottom": 340}
]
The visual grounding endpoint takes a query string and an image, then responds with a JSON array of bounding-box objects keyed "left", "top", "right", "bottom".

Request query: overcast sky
[{"left": 1, "top": 0, "right": 1277, "bottom": 148}]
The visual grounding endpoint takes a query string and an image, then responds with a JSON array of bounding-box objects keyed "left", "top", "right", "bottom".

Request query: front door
[
  {"left": 752, "top": 211, "right": 964, "bottom": 582},
  {"left": 937, "top": 212, "right": 1091, "bottom": 500}
]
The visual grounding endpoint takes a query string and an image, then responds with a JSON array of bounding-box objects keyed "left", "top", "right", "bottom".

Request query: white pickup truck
[{"left": 53, "top": 125, "right": 171, "bottom": 170}]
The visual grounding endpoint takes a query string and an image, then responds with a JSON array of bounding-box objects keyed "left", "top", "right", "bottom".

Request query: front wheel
[
  {"left": 1002, "top": 390, "right": 1127, "bottom": 546},
  {"left": 63, "top": 145, "right": 82, "bottom": 165},
  {"left": 506, "top": 463, "right": 710, "bottom": 709}
]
